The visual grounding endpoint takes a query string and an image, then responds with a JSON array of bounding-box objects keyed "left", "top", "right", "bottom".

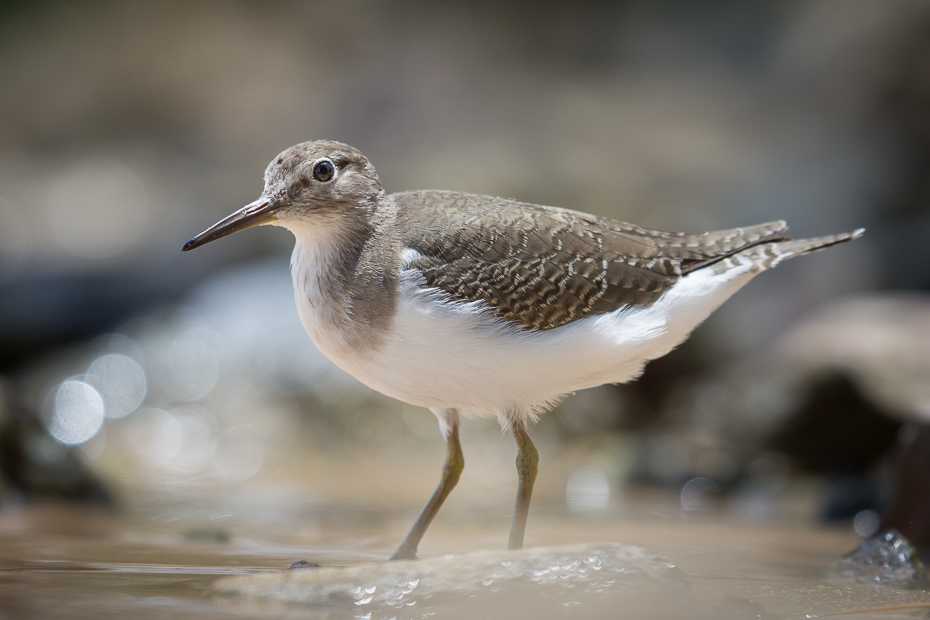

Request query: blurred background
[{"left": 1, "top": 0, "right": 929, "bottom": 582}]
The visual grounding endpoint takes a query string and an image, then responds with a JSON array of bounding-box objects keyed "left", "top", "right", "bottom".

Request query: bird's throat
[{"left": 286, "top": 216, "right": 398, "bottom": 356}]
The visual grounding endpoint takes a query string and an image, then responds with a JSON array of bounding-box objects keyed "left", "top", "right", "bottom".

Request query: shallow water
[{"left": 1, "top": 495, "right": 928, "bottom": 620}]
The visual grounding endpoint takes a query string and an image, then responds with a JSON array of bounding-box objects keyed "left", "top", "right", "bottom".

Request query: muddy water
[{"left": 1, "top": 493, "right": 927, "bottom": 620}]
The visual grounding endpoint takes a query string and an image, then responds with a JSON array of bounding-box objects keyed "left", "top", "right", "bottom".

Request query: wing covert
[{"left": 393, "top": 191, "right": 787, "bottom": 330}]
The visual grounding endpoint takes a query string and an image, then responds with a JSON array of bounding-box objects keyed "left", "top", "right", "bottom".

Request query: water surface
[{"left": 2, "top": 496, "right": 927, "bottom": 619}]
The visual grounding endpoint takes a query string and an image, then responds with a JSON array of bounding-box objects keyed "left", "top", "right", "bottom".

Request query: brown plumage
[{"left": 394, "top": 190, "right": 797, "bottom": 330}]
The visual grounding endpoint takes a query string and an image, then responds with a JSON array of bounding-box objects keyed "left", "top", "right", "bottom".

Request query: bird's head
[{"left": 182, "top": 140, "right": 384, "bottom": 251}]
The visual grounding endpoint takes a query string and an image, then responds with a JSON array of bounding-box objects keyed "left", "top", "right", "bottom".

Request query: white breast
[
  {"left": 288, "top": 224, "right": 355, "bottom": 364},
  {"left": 291, "top": 242, "right": 758, "bottom": 423}
]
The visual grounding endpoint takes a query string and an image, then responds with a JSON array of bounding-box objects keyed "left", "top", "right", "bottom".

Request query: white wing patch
[{"left": 400, "top": 247, "right": 422, "bottom": 268}]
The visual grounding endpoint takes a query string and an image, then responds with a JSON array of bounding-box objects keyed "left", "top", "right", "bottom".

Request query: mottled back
[{"left": 393, "top": 191, "right": 788, "bottom": 330}]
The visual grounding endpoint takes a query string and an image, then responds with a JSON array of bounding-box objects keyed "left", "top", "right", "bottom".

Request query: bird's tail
[
  {"left": 702, "top": 228, "right": 864, "bottom": 275},
  {"left": 734, "top": 228, "right": 865, "bottom": 273}
]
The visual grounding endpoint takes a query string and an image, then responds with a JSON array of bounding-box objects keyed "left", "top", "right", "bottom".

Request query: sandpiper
[{"left": 183, "top": 140, "right": 863, "bottom": 560}]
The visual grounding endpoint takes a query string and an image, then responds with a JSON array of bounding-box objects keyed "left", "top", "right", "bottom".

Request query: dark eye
[{"left": 313, "top": 160, "right": 335, "bottom": 182}]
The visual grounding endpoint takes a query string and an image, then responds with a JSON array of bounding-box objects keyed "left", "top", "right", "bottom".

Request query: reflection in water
[
  {"left": 165, "top": 331, "right": 220, "bottom": 403},
  {"left": 79, "top": 427, "right": 107, "bottom": 461},
  {"left": 28, "top": 289, "right": 295, "bottom": 486},
  {"left": 86, "top": 353, "right": 147, "bottom": 419},
  {"left": 565, "top": 467, "right": 610, "bottom": 513},
  {"left": 213, "top": 425, "right": 264, "bottom": 481},
  {"left": 46, "top": 379, "right": 105, "bottom": 445},
  {"left": 680, "top": 477, "right": 719, "bottom": 512},
  {"left": 169, "top": 408, "right": 215, "bottom": 474},
  {"left": 126, "top": 408, "right": 183, "bottom": 466},
  {"left": 853, "top": 509, "right": 880, "bottom": 537}
]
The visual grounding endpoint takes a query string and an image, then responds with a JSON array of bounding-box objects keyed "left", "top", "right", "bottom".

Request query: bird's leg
[
  {"left": 389, "top": 408, "right": 464, "bottom": 561},
  {"left": 508, "top": 418, "right": 539, "bottom": 550}
]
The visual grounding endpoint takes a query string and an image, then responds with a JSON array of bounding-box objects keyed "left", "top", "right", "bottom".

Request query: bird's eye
[{"left": 313, "top": 160, "right": 335, "bottom": 182}]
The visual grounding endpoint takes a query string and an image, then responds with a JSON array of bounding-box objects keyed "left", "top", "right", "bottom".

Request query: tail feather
[
  {"left": 676, "top": 220, "right": 789, "bottom": 273},
  {"left": 703, "top": 228, "right": 864, "bottom": 275},
  {"left": 737, "top": 228, "right": 865, "bottom": 272}
]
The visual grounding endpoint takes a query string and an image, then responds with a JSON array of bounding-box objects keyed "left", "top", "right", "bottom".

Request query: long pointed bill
[{"left": 182, "top": 197, "right": 276, "bottom": 251}]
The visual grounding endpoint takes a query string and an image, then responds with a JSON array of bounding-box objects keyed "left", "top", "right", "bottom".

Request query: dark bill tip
[{"left": 181, "top": 198, "right": 275, "bottom": 252}]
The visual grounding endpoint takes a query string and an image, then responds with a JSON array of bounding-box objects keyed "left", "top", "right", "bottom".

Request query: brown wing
[{"left": 393, "top": 191, "right": 787, "bottom": 330}]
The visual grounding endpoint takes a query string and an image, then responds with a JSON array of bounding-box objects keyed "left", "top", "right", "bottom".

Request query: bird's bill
[{"left": 182, "top": 197, "right": 276, "bottom": 251}]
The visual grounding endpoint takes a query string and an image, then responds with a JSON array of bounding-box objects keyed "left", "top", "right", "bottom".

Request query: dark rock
[
  {"left": 0, "top": 378, "right": 112, "bottom": 506},
  {"left": 765, "top": 372, "right": 900, "bottom": 475},
  {"left": 882, "top": 423, "right": 930, "bottom": 556}
]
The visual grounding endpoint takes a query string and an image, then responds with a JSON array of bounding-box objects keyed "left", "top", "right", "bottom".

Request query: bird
[{"left": 183, "top": 140, "right": 863, "bottom": 560}]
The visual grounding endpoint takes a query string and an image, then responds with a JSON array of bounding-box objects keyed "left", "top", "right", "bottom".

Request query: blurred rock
[
  {"left": 670, "top": 294, "right": 930, "bottom": 524},
  {"left": 764, "top": 372, "right": 899, "bottom": 475},
  {"left": 882, "top": 423, "right": 930, "bottom": 554},
  {"left": 689, "top": 295, "right": 930, "bottom": 449},
  {"left": 0, "top": 378, "right": 111, "bottom": 505},
  {"left": 0, "top": 268, "right": 205, "bottom": 371},
  {"left": 779, "top": 295, "right": 930, "bottom": 536},
  {"left": 780, "top": 295, "right": 930, "bottom": 423}
]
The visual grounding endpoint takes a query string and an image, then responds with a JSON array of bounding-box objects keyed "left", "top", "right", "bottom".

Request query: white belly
[{"left": 294, "top": 257, "right": 757, "bottom": 420}]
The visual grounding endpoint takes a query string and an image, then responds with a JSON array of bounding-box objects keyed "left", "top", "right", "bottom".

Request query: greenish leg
[
  {"left": 389, "top": 410, "right": 464, "bottom": 561},
  {"left": 508, "top": 419, "right": 539, "bottom": 550}
]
